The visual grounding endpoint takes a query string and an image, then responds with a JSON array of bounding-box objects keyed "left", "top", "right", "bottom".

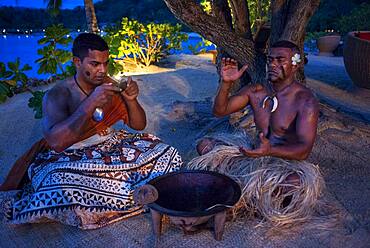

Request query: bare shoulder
[
  {"left": 295, "top": 84, "right": 319, "bottom": 114},
  {"left": 44, "top": 79, "right": 72, "bottom": 106},
  {"left": 238, "top": 83, "right": 265, "bottom": 96}
]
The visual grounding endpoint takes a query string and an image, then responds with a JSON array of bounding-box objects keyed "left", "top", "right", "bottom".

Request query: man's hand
[
  {"left": 239, "top": 133, "right": 271, "bottom": 158},
  {"left": 121, "top": 76, "right": 139, "bottom": 101},
  {"left": 221, "top": 58, "right": 248, "bottom": 84},
  {"left": 87, "top": 83, "right": 121, "bottom": 109}
]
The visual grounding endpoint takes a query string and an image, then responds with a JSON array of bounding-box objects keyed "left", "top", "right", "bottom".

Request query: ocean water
[{"left": 0, "top": 32, "right": 215, "bottom": 79}]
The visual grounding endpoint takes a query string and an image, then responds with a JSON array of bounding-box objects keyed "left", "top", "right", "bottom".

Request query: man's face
[
  {"left": 74, "top": 49, "right": 109, "bottom": 85},
  {"left": 267, "top": 47, "right": 297, "bottom": 83}
]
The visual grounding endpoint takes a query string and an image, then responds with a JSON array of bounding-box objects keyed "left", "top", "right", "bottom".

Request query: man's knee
[{"left": 196, "top": 138, "right": 218, "bottom": 155}]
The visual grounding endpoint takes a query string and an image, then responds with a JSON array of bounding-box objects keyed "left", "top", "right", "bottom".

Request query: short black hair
[
  {"left": 271, "top": 40, "right": 300, "bottom": 54},
  {"left": 72, "top": 33, "right": 109, "bottom": 61}
]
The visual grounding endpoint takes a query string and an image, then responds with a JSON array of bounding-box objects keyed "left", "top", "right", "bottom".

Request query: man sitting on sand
[
  {"left": 188, "top": 41, "right": 324, "bottom": 226},
  {"left": 0, "top": 33, "right": 182, "bottom": 229}
]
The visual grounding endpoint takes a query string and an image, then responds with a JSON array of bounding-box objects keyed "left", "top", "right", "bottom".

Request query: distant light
[
  {"left": 25, "top": 30, "right": 28, "bottom": 34},
  {"left": 30, "top": 29, "right": 32, "bottom": 32},
  {"left": 42, "top": 29, "right": 45, "bottom": 32},
  {"left": 77, "top": 29, "right": 80, "bottom": 32},
  {"left": 84, "top": 30, "right": 87, "bottom": 33},
  {"left": 3, "top": 35, "right": 6, "bottom": 38},
  {"left": 26, "top": 35, "right": 29, "bottom": 38},
  {"left": 17, "top": 29, "right": 20, "bottom": 32},
  {"left": 2, "top": 29, "right": 5, "bottom": 33},
  {"left": 66, "top": 34, "right": 70, "bottom": 38},
  {"left": 17, "top": 36, "right": 20, "bottom": 39}
]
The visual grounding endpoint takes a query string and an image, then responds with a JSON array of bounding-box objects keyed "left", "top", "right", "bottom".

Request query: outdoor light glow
[
  {"left": 17, "top": 29, "right": 20, "bottom": 32},
  {"left": 26, "top": 35, "right": 29, "bottom": 38},
  {"left": 3, "top": 35, "right": 6, "bottom": 38},
  {"left": 2, "top": 29, "right": 5, "bottom": 33},
  {"left": 25, "top": 30, "right": 28, "bottom": 33},
  {"left": 43, "top": 29, "right": 45, "bottom": 32},
  {"left": 30, "top": 29, "right": 33, "bottom": 32},
  {"left": 66, "top": 34, "right": 70, "bottom": 38},
  {"left": 77, "top": 29, "right": 80, "bottom": 32}
]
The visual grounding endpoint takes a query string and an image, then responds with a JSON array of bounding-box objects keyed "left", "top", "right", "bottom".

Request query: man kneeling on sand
[
  {"left": 188, "top": 40, "right": 324, "bottom": 226},
  {"left": 0, "top": 33, "right": 182, "bottom": 229}
]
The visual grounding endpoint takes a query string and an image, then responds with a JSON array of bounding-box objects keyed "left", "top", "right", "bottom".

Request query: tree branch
[
  {"left": 211, "top": 0, "right": 233, "bottom": 29},
  {"left": 230, "top": 0, "right": 253, "bottom": 40},
  {"left": 163, "top": 0, "right": 263, "bottom": 82},
  {"left": 270, "top": 0, "right": 289, "bottom": 45},
  {"left": 280, "top": 0, "right": 320, "bottom": 43}
]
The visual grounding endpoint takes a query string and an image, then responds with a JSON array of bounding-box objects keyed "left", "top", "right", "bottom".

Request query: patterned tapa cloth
[{"left": 2, "top": 130, "right": 182, "bottom": 229}]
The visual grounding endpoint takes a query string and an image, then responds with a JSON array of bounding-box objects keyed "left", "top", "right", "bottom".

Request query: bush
[
  {"left": 106, "top": 18, "right": 188, "bottom": 67},
  {"left": 335, "top": 3, "right": 370, "bottom": 35},
  {"left": 36, "top": 24, "right": 72, "bottom": 77},
  {"left": 28, "top": 90, "right": 46, "bottom": 119},
  {"left": 0, "top": 59, "right": 32, "bottom": 103},
  {"left": 188, "top": 37, "right": 214, "bottom": 55},
  {"left": 0, "top": 62, "right": 15, "bottom": 103}
]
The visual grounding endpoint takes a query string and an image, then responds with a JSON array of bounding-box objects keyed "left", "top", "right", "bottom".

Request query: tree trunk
[
  {"left": 84, "top": 0, "right": 99, "bottom": 34},
  {"left": 163, "top": 0, "right": 320, "bottom": 85}
]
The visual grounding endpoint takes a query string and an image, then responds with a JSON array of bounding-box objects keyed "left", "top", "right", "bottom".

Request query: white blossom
[{"left": 291, "top": 53, "right": 301, "bottom": 65}]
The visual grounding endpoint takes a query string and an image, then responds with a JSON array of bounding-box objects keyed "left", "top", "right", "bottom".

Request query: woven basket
[{"left": 343, "top": 31, "right": 370, "bottom": 89}]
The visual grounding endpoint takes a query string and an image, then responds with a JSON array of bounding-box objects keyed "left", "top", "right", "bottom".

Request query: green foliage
[
  {"left": 307, "top": 0, "right": 368, "bottom": 32},
  {"left": 248, "top": 0, "right": 270, "bottom": 30},
  {"left": 0, "top": 59, "right": 32, "bottom": 103},
  {"left": 0, "top": 62, "right": 14, "bottom": 103},
  {"left": 45, "top": 0, "right": 62, "bottom": 17},
  {"left": 200, "top": 0, "right": 212, "bottom": 14},
  {"left": 106, "top": 18, "right": 188, "bottom": 67},
  {"left": 335, "top": 3, "right": 370, "bottom": 35},
  {"left": 35, "top": 24, "right": 72, "bottom": 76},
  {"left": 28, "top": 90, "right": 46, "bottom": 119},
  {"left": 188, "top": 37, "right": 214, "bottom": 55},
  {"left": 64, "top": 62, "right": 77, "bottom": 78},
  {"left": 199, "top": 0, "right": 270, "bottom": 32},
  {"left": 305, "top": 31, "right": 333, "bottom": 41},
  {"left": 103, "top": 35, "right": 124, "bottom": 76},
  {"left": 7, "top": 58, "right": 32, "bottom": 88}
]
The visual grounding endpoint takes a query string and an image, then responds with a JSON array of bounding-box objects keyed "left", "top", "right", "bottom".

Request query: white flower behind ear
[{"left": 291, "top": 53, "right": 301, "bottom": 65}]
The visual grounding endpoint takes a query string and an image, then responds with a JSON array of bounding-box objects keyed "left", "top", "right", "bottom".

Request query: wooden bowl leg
[
  {"left": 151, "top": 209, "right": 163, "bottom": 237},
  {"left": 213, "top": 210, "right": 227, "bottom": 241}
]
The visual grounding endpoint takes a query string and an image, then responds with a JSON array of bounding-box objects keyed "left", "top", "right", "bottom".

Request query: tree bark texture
[
  {"left": 84, "top": 0, "right": 99, "bottom": 34},
  {"left": 163, "top": 0, "right": 320, "bottom": 85}
]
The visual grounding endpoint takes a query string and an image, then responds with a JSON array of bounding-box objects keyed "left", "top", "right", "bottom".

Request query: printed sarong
[{"left": 3, "top": 130, "right": 182, "bottom": 229}]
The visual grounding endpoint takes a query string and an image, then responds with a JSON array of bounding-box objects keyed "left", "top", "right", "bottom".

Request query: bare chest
[{"left": 250, "top": 93, "right": 298, "bottom": 136}]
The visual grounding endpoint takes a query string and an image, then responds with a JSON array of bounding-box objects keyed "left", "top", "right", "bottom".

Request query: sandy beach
[{"left": 0, "top": 53, "right": 369, "bottom": 247}]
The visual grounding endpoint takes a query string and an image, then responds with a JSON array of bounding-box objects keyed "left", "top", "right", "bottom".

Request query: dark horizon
[{"left": 0, "top": 0, "right": 102, "bottom": 9}]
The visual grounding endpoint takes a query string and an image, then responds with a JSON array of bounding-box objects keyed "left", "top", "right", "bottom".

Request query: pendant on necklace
[
  {"left": 93, "top": 107, "right": 104, "bottom": 122},
  {"left": 262, "top": 95, "right": 278, "bottom": 113}
]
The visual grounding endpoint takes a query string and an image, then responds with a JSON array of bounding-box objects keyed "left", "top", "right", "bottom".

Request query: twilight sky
[{"left": 0, "top": 0, "right": 102, "bottom": 9}]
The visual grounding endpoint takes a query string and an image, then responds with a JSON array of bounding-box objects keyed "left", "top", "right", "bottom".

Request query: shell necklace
[{"left": 262, "top": 81, "right": 295, "bottom": 113}]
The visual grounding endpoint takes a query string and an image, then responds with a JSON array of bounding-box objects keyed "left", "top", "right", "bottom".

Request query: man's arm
[
  {"left": 213, "top": 83, "right": 250, "bottom": 117},
  {"left": 213, "top": 58, "right": 249, "bottom": 117},
  {"left": 43, "top": 83, "right": 121, "bottom": 152},
  {"left": 121, "top": 77, "right": 146, "bottom": 130}
]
